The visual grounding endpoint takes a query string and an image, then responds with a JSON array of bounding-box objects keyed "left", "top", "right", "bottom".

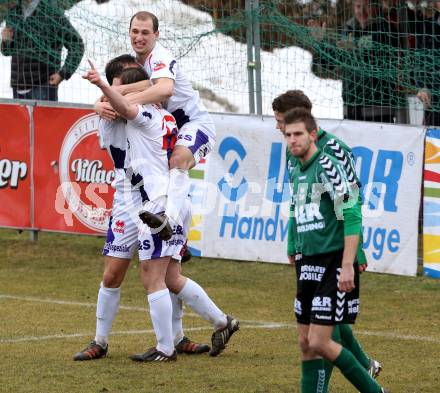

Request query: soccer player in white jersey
[
  {"left": 78, "top": 61, "right": 238, "bottom": 362},
  {"left": 73, "top": 55, "right": 213, "bottom": 361},
  {"left": 104, "top": 11, "right": 216, "bottom": 241}
]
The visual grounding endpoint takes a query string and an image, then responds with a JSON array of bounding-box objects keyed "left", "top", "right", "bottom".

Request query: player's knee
[
  {"left": 298, "top": 334, "right": 310, "bottom": 354},
  {"left": 165, "top": 273, "right": 184, "bottom": 293},
  {"left": 102, "top": 270, "right": 122, "bottom": 288},
  {"left": 307, "top": 335, "right": 325, "bottom": 357}
]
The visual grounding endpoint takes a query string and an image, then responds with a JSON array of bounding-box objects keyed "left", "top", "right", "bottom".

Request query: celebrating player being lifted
[
  {"left": 75, "top": 59, "right": 238, "bottom": 362},
  {"left": 73, "top": 55, "right": 211, "bottom": 361},
  {"left": 97, "top": 11, "right": 216, "bottom": 241},
  {"left": 283, "top": 107, "right": 389, "bottom": 393}
]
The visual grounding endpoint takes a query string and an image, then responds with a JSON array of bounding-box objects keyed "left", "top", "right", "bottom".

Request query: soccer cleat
[
  {"left": 380, "top": 389, "right": 390, "bottom": 393},
  {"left": 175, "top": 336, "right": 210, "bottom": 354},
  {"left": 368, "top": 359, "right": 382, "bottom": 379},
  {"left": 129, "top": 347, "right": 177, "bottom": 362},
  {"left": 209, "top": 315, "right": 240, "bottom": 357},
  {"left": 139, "top": 211, "right": 173, "bottom": 241},
  {"left": 181, "top": 246, "right": 192, "bottom": 263},
  {"left": 73, "top": 340, "right": 108, "bottom": 361}
]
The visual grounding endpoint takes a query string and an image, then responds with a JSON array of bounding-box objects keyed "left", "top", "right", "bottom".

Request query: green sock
[
  {"left": 339, "top": 324, "right": 370, "bottom": 370},
  {"left": 333, "top": 348, "right": 381, "bottom": 393},
  {"left": 301, "top": 359, "right": 327, "bottom": 393},
  {"left": 323, "top": 360, "right": 333, "bottom": 392}
]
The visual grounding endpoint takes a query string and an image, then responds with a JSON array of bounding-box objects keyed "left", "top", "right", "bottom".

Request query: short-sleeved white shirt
[{"left": 140, "top": 42, "right": 210, "bottom": 125}]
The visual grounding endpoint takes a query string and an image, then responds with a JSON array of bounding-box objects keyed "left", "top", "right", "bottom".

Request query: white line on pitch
[
  {"left": 2, "top": 294, "right": 440, "bottom": 345},
  {"left": 0, "top": 293, "right": 283, "bottom": 325},
  {"left": 0, "top": 324, "right": 290, "bottom": 344}
]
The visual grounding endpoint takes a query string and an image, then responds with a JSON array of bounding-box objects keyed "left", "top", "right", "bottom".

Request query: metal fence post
[
  {"left": 28, "top": 104, "right": 38, "bottom": 242},
  {"left": 246, "top": 0, "right": 255, "bottom": 114},
  {"left": 252, "top": 0, "right": 262, "bottom": 115}
]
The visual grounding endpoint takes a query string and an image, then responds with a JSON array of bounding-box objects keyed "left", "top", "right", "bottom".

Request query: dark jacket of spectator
[
  {"left": 1, "top": 0, "right": 84, "bottom": 91},
  {"left": 312, "top": 10, "right": 404, "bottom": 122},
  {"left": 414, "top": 11, "right": 440, "bottom": 126}
]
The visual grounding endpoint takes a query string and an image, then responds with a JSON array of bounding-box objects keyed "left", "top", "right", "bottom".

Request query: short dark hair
[
  {"left": 119, "top": 67, "right": 149, "bottom": 85},
  {"left": 129, "top": 11, "right": 159, "bottom": 32},
  {"left": 284, "top": 107, "right": 317, "bottom": 132},
  {"left": 105, "top": 54, "right": 138, "bottom": 84},
  {"left": 272, "top": 90, "right": 313, "bottom": 113}
]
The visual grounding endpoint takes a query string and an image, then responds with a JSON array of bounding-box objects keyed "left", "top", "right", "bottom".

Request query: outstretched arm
[{"left": 83, "top": 61, "right": 138, "bottom": 120}]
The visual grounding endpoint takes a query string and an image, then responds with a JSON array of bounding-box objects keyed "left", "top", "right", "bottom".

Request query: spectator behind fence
[
  {"left": 415, "top": 1, "right": 440, "bottom": 127},
  {"left": 311, "top": 0, "right": 404, "bottom": 123},
  {"left": 0, "top": 0, "right": 84, "bottom": 101}
]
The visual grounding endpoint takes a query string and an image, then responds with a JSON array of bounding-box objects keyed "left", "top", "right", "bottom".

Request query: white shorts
[
  {"left": 176, "top": 116, "right": 216, "bottom": 164},
  {"left": 102, "top": 186, "right": 191, "bottom": 261}
]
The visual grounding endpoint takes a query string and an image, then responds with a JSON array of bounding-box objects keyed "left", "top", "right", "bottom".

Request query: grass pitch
[{"left": 1, "top": 229, "right": 439, "bottom": 393}]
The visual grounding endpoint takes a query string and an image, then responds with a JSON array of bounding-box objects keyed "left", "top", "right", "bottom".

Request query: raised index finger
[{"left": 88, "top": 59, "right": 97, "bottom": 70}]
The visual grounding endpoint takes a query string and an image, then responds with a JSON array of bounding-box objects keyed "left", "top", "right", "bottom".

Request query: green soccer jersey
[
  {"left": 286, "top": 128, "right": 360, "bottom": 186},
  {"left": 288, "top": 150, "right": 362, "bottom": 257},
  {"left": 286, "top": 129, "right": 366, "bottom": 263}
]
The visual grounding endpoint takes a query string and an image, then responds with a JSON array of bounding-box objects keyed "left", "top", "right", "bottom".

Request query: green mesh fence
[{"left": 0, "top": 0, "right": 438, "bottom": 122}]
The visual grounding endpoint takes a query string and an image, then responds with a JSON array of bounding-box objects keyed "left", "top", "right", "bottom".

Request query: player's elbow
[
  {"left": 157, "top": 79, "right": 174, "bottom": 99},
  {"left": 162, "top": 84, "right": 173, "bottom": 99}
]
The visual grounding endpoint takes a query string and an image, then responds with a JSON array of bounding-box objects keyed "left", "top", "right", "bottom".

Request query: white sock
[
  {"left": 147, "top": 288, "right": 174, "bottom": 356},
  {"left": 170, "top": 292, "right": 184, "bottom": 346},
  {"left": 165, "top": 168, "right": 190, "bottom": 225},
  {"left": 177, "top": 279, "right": 227, "bottom": 330},
  {"left": 95, "top": 283, "right": 120, "bottom": 345}
]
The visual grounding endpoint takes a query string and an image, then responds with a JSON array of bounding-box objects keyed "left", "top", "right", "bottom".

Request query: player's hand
[
  {"left": 95, "top": 101, "right": 116, "bottom": 120},
  {"left": 1, "top": 26, "right": 14, "bottom": 41},
  {"left": 358, "top": 263, "right": 368, "bottom": 273},
  {"left": 82, "top": 60, "right": 103, "bottom": 87},
  {"left": 338, "top": 264, "right": 355, "bottom": 292},
  {"left": 288, "top": 255, "right": 296, "bottom": 267},
  {"left": 48, "top": 72, "right": 63, "bottom": 86},
  {"left": 417, "top": 89, "right": 431, "bottom": 108}
]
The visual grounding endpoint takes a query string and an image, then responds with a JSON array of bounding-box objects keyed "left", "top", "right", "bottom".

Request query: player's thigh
[
  {"left": 311, "top": 250, "right": 360, "bottom": 326},
  {"left": 174, "top": 120, "right": 215, "bottom": 165},
  {"left": 295, "top": 255, "right": 320, "bottom": 325},
  {"left": 102, "top": 189, "right": 142, "bottom": 260}
]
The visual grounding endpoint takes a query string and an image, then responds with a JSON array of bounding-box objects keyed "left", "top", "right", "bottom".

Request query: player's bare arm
[
  {"left": 338, "top": 234, "right": 359, "bottom": 293},
  {"left": 125, "top": 77, "right": 174, "bottom": 106},
  {"left": 83, "top": 60, "right": 138, "bottom": 120},
  {"left": 114, "top": 79, "right": 150, "bottom": 95}
]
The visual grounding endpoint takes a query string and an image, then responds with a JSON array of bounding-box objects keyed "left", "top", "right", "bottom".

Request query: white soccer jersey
[
  {"left": 125, "top": 103, "right": 177, "bottom": 202},
  {"left": 141, "top": 42, "right": 210, "bottom": 127}
]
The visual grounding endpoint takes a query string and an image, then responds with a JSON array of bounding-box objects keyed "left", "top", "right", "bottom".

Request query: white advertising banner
[{"left": 198, "top": 114, "right": 424, "bottom": 276}]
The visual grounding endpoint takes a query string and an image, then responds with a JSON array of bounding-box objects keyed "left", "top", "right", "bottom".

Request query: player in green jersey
[
  {"left": 273, "top": 90, "right": 381, "bottom": 391},
  {"left": 284, "top": 108, "right": 389, "bottom": 393}
]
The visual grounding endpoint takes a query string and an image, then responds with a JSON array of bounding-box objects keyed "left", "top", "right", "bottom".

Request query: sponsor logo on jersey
[
  {"left": 103, "top": 243, "right": 130, "bottom": 253},
  {"left": 113, "top": 220, "right": 125, "bottom": 233},
  {"left": 58, "top": 114, "right": 115, "bottom": 233},
  {"left": 294, "top": 202, "right": 326, "bottom": 233},
  {"left": 153, "top": 61, "right": 166, "bottom": 72},
  {"left": 299, "top": 264, "right": 325, "bottom": 281},
  {"left": 312, "top": 296, "right": 332, "bottom": 312}
]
